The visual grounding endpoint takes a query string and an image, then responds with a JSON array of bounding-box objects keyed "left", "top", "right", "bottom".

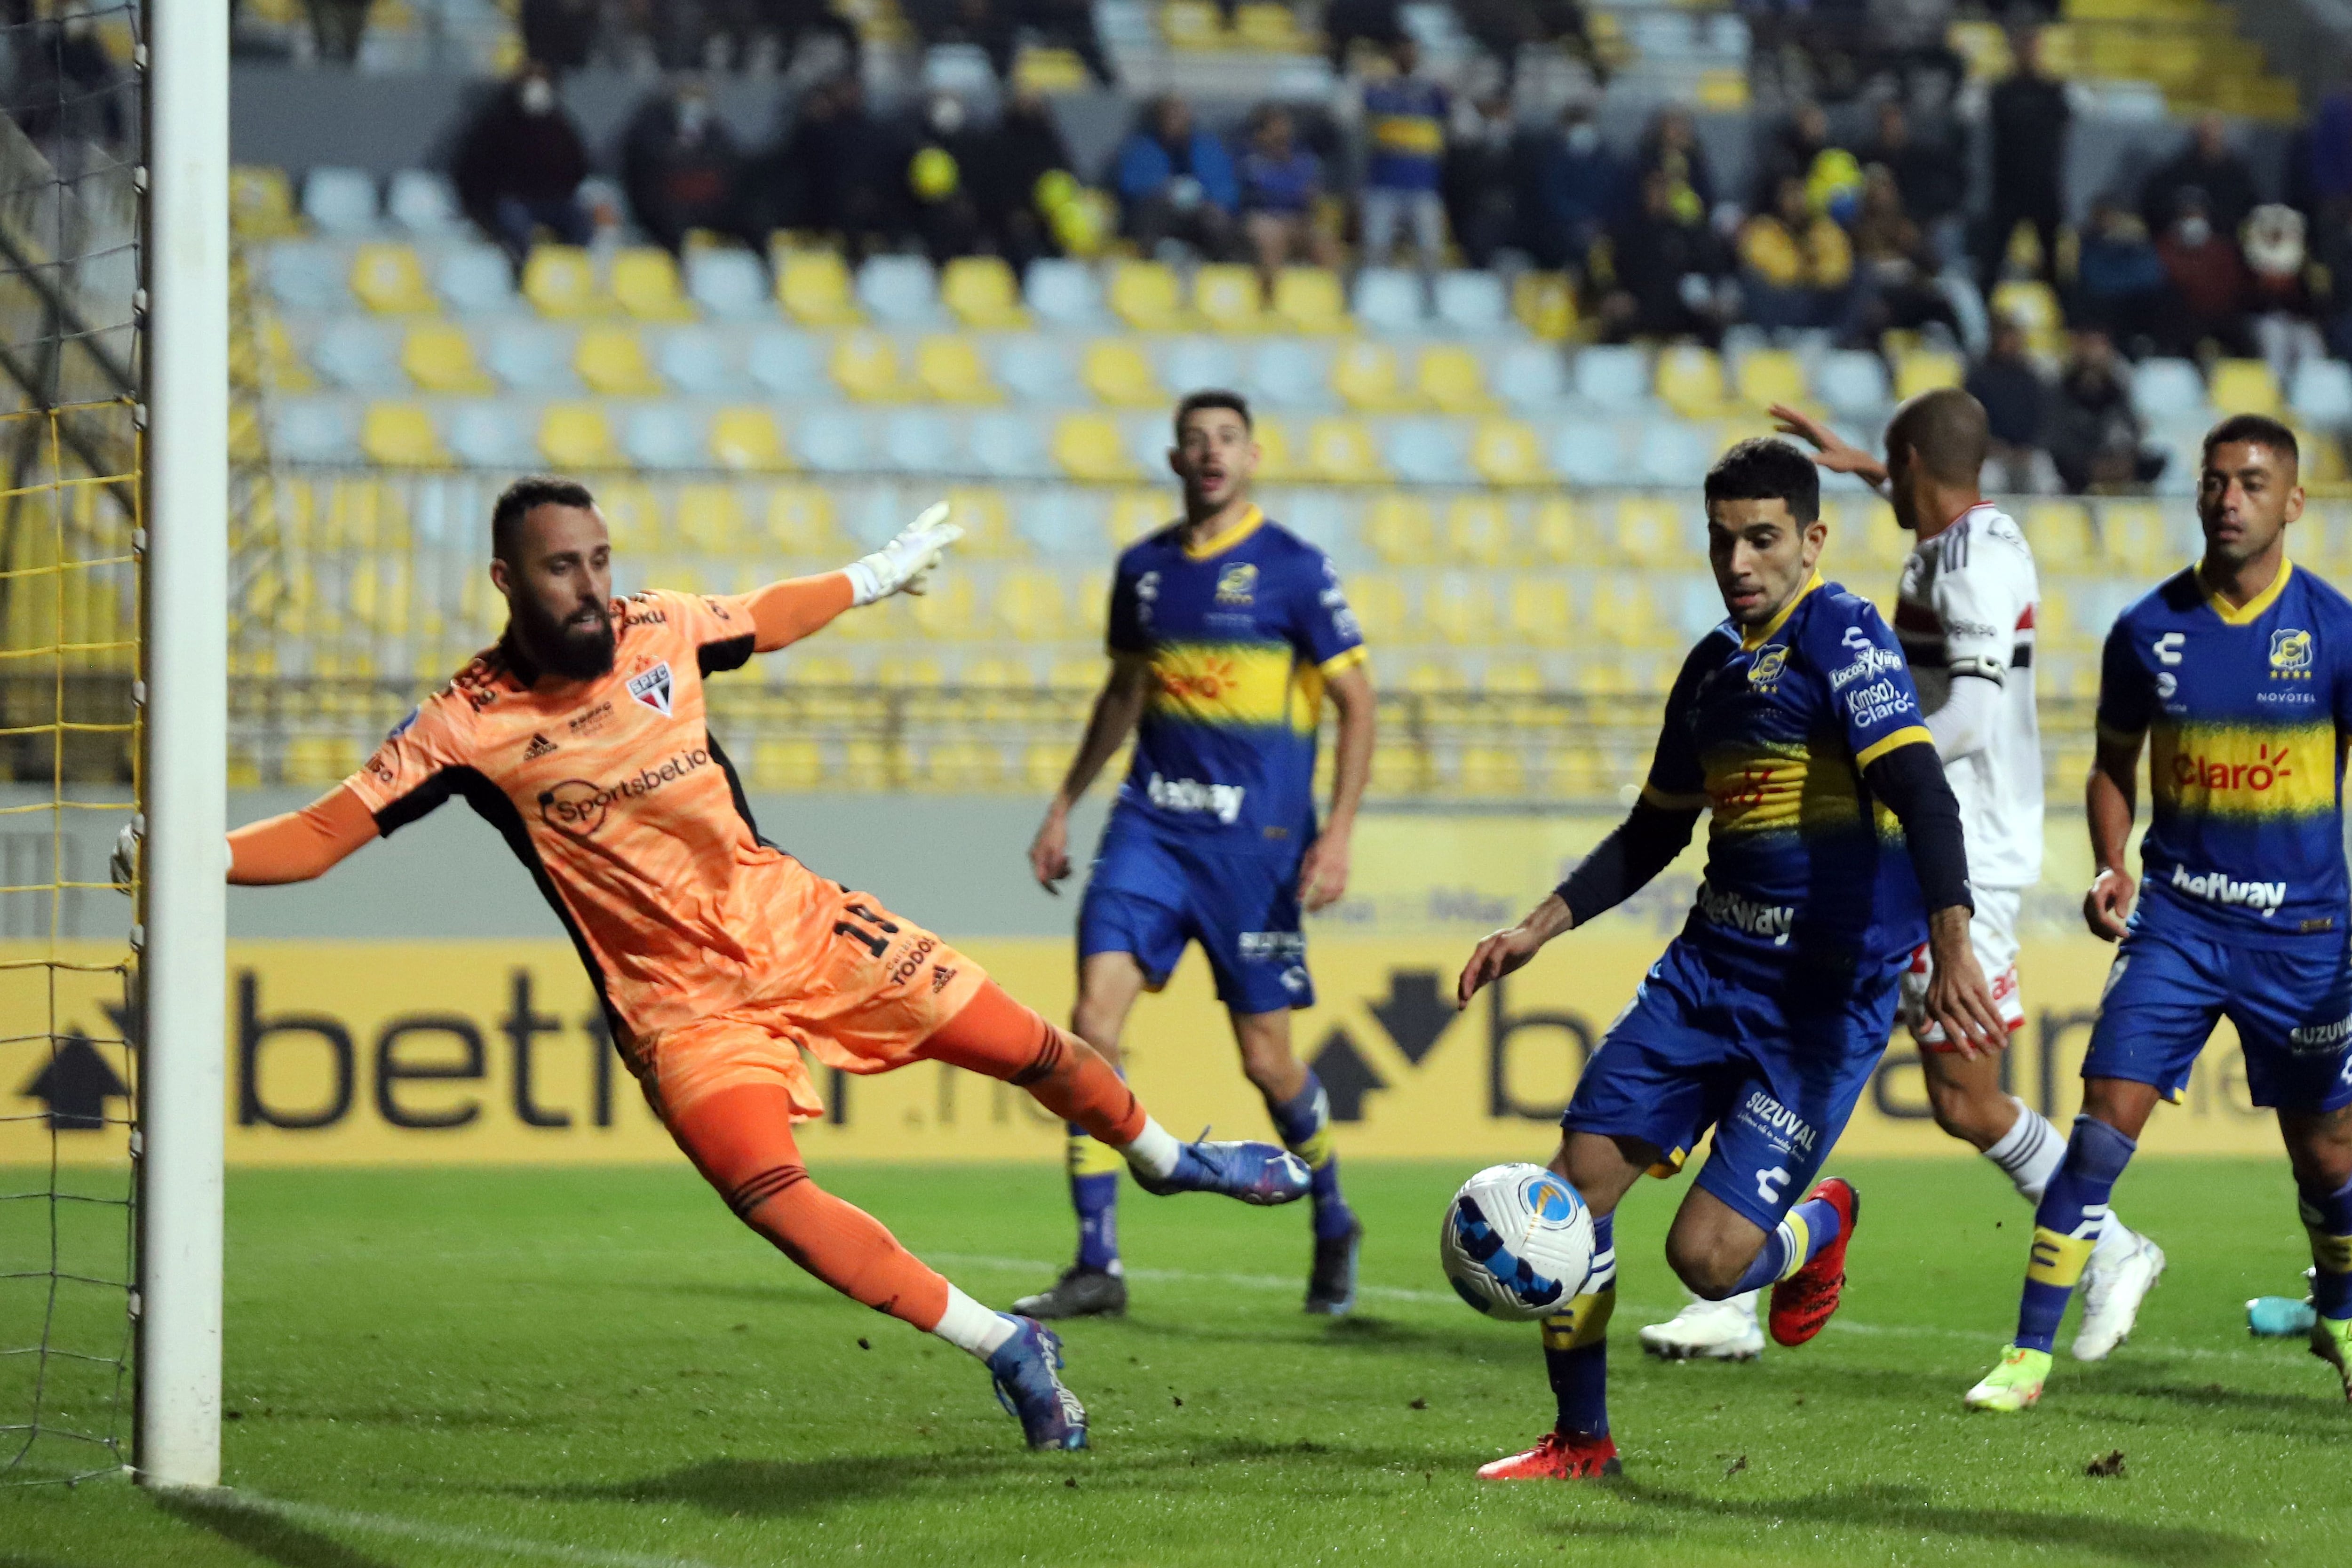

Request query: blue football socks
[
  {"left": 2298, "top": 1170, "right": 2352, "bottom": 1320},
  {"left": 1067, "top": 1119, "right": 1125, "bottom": 1273},
  {"left": 2016, "top": 1115, "right": 2137, "bottom": 1353},
  {"left": 1266, "top": 1074, "right": 1356, "bottom": 1241},
  {"left": 1727, "top": 1190, "right": 1845, "bottom": 1297},
  {"left": 1543, "top": 1211, "right": 1616, "bottom": 1437}
]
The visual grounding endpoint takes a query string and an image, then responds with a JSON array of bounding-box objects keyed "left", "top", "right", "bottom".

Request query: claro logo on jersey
[
  {"left": 2170, "top": 740, "right": 2293, "bottom": 794},
  {"left": 2168, "top": 863, "right": 2288, "bottom": 916},
  {"left": 1694, "top": 880, "right": 1794, "bottom": 944},
  {"left": 537, "top": 748, "right": 710, "bottom": 834}
]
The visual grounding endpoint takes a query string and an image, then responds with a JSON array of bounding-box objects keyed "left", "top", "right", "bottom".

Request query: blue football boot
[
  {"left": 1132, "top": 1134, "right": 1311, "bottom": 1206},
  {"left": 985, "top": 1315, "right": 1088, "bottom": 1451}
]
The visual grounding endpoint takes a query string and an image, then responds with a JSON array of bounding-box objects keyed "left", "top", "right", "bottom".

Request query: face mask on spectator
[
  {"left": 2176, "top": 215, "right": 2211, "bottom": 247},
  {"left": 1567, "top": 122, "right": 1600, "bottom": 155},
  {"left": 930, "top": 96, "right": 966, "bottom": 136},
  {"left": 678, "top": 96, "right": 710, "bottom": 135},
  {"left": 520, "top": 77, "right": 555, "bottom": 115}
]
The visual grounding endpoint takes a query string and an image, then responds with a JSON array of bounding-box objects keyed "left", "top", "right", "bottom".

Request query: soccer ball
[{"left": 1438, "top": 1163, "right": 1596, "bottom": 1321}]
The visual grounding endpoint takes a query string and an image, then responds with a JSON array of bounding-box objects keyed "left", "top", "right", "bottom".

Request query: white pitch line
[{"left": 202, "top": 1491, "right": 729, "bottom": 1568}]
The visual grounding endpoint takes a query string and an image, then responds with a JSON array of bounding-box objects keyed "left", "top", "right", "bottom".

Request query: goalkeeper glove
[
  {"left": 109, "top": 819, "right": 138, "bottom": 894},
  {"left": 844, "top": 501, "right": 963, "bottom": 606}
]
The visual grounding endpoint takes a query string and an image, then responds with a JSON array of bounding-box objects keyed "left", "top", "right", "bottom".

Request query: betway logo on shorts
[
  {"left": 538, "top": 748, "right": 710, "bottom": 834},
  {"left": 2168, "top": 863, "right": 2288, "bottom": 917},
  {"left": 1735, "top": 1089, "right": 1818, "bottom": 1154},
  {"left": 1146, "top": 772, "right": 1245, "bottom": 825},
  {"left": 1694, "top": 879, "right": 1794, "bottom": 944}
]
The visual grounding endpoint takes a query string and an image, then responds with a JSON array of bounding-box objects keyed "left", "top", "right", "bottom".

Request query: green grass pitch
[{"left": 6, "top": 1156, "right": 2349, "bottom": 1567}]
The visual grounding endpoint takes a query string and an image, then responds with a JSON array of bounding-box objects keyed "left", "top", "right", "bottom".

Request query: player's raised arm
[
  {"left": 1769, "top": 403, "right": 1889, "bottom": 491},
  {"left": 222, "top": 784, "right": 379, "bottom": 885},
  {"left": 1029, "top": 653, "right": 1153, "bottom": 891}
]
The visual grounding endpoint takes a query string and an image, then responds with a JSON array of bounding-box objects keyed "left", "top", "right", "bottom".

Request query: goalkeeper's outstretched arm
[
  {"left": 745, "top": 501, "right": 965, "bottom": 653},
  {"left": 226, "top": 785, "right": 378, "bottom": 885}
]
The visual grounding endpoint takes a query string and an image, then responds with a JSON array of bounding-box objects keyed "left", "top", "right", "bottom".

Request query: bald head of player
[
  {"left": 1168, "top": 390, "right": 1259, "bottom": 527},
  {"left": 1703, "top": 437, "right": 1827, "bottom": 629},
  {"left": 2197, "top": 413, "right": 2303, "bottom": 573},
  {"left": 1882, "top": 388, "right": 1988, "bottom": 537},
  {"left": 489, "top": 475, "right": 618, "bottom": 680}
]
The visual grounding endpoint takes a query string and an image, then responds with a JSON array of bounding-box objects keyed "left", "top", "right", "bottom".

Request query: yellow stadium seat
[
  {"left": 1656, "top": 344, "right": 1729, "bottom": 419},
  {"left": 915, "top": 335, "right": 1001, "bottom": 403},
  {"left": 349, "top": 242, "right": 437, "bottom": 314},
  {"left": 575, "top": 326, "right": 664, "bottom": 395},
  {"left": 1454, "top": 745, "right": 1526, "bottom": 797},
  {"left": 1271, "top": 268, "right": 1347, "bottom": 334},
  {"left": 1193, "top": 263, "right": 1264, "bottom": 331},
  {"left": 1445, "top": 496, "right": 1514, "bottom": 564},
  {"left": 1734, "top": 349, "right": 1808, "bottom": 410},
  {"left": 251, "top": 315, "right": 315, "bottom": 393},
  {"left": 1513, "top": 272, "right": 1576, "bottom": 340},
  {"left": 594, "top": 480, "right": 664, "bottom": 552},
  {"left": 539, "top": 403, "right": 619, "bottom": 467},
  {"left": 994, "top": 569, "right": 1070, "bottom": 640},
  {"left": 832, "top": 332, "right": 906, "bottom": 401},
  {"left": 941, "top": 256, "right": 1029, "bottom": 329},
  {"left": 1529, "top": 498, "right": 1582, "bottom": 563},
  {"left": 1471, "top": 420, "right": 1547, "bottom": 486},
  {"left": 908, "top": 574, "right": 983, "bottom": 638},
  {"left": 921, "top": 740, "right": 1005, "bottom": 791},
  {"left": 754, "top": 739, "right": 828, "bottom": 790},
  {"left": 2022, "top": 501, "right": 2095, "bottom": 572},
  {"left": 230, "top": 165, "right": 301, "bottom": 239},
  {"left": 764, "top": 483, "right": 840, "bottom": 555},
  {"left": 1110, "top": 489, "right": 1172, "bottom": 545},
  {"left": 1082, "top": 339, "right": 1163, "bottom": 406},
  {"left": 1613, "top": 497, "right": 1685, "bottom": 566},
  {"left": 2210, "top": 358, "right": 2282, "bottom": 416},
  {"left": 1989, "top": 279, "right": 2062, "bottom": 351},
  {"left": 2036, "top": 583, "right": 2083, "bottom": 652},
  {"left": 1075, "top": 568, "right": 1110, "bottom": 636},
  {"left": 711, "top": 406, "right": 792, "bottom": 472},
  {"left": 1107, "top": 261, "right": 1188, "bottom": 332},
  {"left": 1234, "top": 1, "right": 1308, "bottom": 49},
  {"left": 840, "top": 739, "right": 901, "bottom": 790},
  {"left": 284, "top": 736, "right": 362, "bottom": 785},
  {"left": 1303, "top": 417, "right": 1384, "bottom": 480},
  {"left": 675, "top": 485, "right": 747, "bottom": 552},
  {"left": 1049, "top": 655, "right": 1104, "bottom": 692},
  {"left": 940, "top": 486, "right": 1021, "bottom": 557},
  {"left": 1893, "top": 349, "right": 1963, "bottom": 401},
  {"left": 611, "top": 247, "right": 696, "bottom": 321},
  {"left": 1161, "top": 0, "right": 1225, "bottom": 48},
  {"left": 1363, "top": 496, "right": 1438, "bottom": 564},
  {"left": 521, "top": 245, "right": 608, "bottom": 318},
  {"left": 401, "top": 322, "right": 493, "bottom": 393},
  {"left": 1054, "top": 414, "right": 1139, "bottom": 480},
  {"left": 1418, "top": 346, "right": 1495, "bottom": 414},
  {"left": 2098, "top": 501, "right": 2171, "bottom": 571},
  {"left": 1024, "top": 740, "right": 1073, "bottom": 792},
  {"left": 360, "top": 402, "right": 446, "bottom": 467},
  {"left": 1250, "top": 414, "right": 1295, "bottom": 480},
  {"left": 779, "top": 249, "right": 863, "bottom": 326},
  {"left": 1344, "top": 574, "right": 1408, "bottom": 642},
  {"left": 1425, "top": 575, "right": 1501, "bottom": 645},
  {"left": 1331, "top": 340, "right": 1410, "bottom": 411},
  {"left": 1589, "top": 573, "right": 1663, "bottom": 647}
]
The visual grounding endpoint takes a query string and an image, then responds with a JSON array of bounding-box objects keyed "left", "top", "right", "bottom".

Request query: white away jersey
[{"left": 1892, "top": 502, "right": 2044, "bottom": 889}]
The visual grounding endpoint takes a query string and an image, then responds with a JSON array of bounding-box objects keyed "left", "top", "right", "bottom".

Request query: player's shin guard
[
  {"left": 2296, "top": 1170, "right": 2352, "bottom": 1321},
  {"left": 1543, "top": 1212, "right": 1616, "bottom": 1437},
  {"left": 1725, "top": 1190, "right": 1846, "bottom": 1297},
  {"left": 2016, "top": 1115, "right": 2136, "bottom": 1353},
  {"left": 1264, "top": 1075, "right": 1354, "bottom": 1240},
  {"left": 1067, "top": 1123, "right": 1124, "bottom": 1273}
]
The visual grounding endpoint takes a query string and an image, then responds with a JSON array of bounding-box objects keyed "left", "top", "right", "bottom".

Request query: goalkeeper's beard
[{"left": 515, "top": 597, "right": 616, "bottom": 681}]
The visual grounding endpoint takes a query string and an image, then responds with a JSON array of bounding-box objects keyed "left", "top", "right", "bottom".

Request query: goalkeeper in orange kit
[{"left": 189, "top": 477, "right": 1311, "bottom": 1451}]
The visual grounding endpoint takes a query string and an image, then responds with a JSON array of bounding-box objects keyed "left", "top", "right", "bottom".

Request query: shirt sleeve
[
  {"left": 1820, "top": 597, "right": 1933, "bottom": 768},
  {"left": 342, "top": 689, "right": 477, "bottom": 836},
  {"left": 1932, "top": 538, "right": 2029, "bottom": 686},
  {"left": 2096, "top": 613, "right": 2157, "bottom": 743},
  {"left": 1105, "top": 559, "right": 1147, "bottom": 656},
  {"left": 631, "top": 589, "right": 759, "bottom": 675},
  {"left": 1639, "top": 645, "right": 1710, "bottom": 810},
  {"left": 1291, "top": 552, "right": 1368, "bottom": 675}
]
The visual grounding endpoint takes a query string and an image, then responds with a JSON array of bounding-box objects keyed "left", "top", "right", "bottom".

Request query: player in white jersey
[{"left": 1638, "top": 388, "right": 2164, "bottom": 1364}]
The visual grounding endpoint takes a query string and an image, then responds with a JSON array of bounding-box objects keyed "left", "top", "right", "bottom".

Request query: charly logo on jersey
[
  {"left": 2269, "top": 628, "right": 2314, "bottom": 680},
  {"left": 1215, "top": 563, "right": 1258, "bottom": 605},
  {"left": 627, "top": 660, "right": 674, "bottom": 716}
]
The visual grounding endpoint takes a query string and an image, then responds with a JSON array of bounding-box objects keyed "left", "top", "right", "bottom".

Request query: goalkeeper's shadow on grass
[{"left": 154, "top": 1492, "right": 400, "bottom": 1568}]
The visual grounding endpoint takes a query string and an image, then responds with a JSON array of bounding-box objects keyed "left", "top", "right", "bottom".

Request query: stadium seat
[
  {"left": 1453, "top": 745, "right": 1527, "bottom": 797},
  {"left": 612, "top": 247, "right": 697, "bottom": 321},
  {"left": 1303, "top": 417, "right": 1385, "bottom": 481},
  {"left": 2098, "top": 501, "right": 2171, "bottom": 571},
  {"left": 540, "top": 403, "right": 620, "bottom": 467},
  {"left": 967, "top": 410, "right": 1055, "bottom": 479},
  {"left": 302, "top": 167, "right": 378, "bottom": 236},
  {"left": 1331, "top": 341, "right": 1410, "bottom": 411},
  {"left": 762, "top": 484, "right": 842, "bottom": 556},
  {"left": 710, "top": 406, "right": 792, "bottom": 472},
  {"left": 386, "top": 169, "right": 465, "bottom": 237},
  {"left": 1550, "top": 422, "right": 1625, "bottom": 488},
  {"left": 2290, "top": 358, "right": 2352, "bottom": 430},
  {"left": 1248, "top": 339, "right": 1330, "bottom": 408},
  {"left": 1082, "top": 340, "right": 1163, "bottom": 406},
  {"left": 941, "top": 255, "right": 1029, "bottom": 329},
  {"left": 1250, "top": 413, "right": 1296, "bottom": 479},
  {"left": 1573, "top": 345, "right": 1648, "bottom": 408},
  {"left": 995, "top": 337, "right": 1072, "bottom": 402},
  {"left": 1417, "top": 345, "right": 1495, "bottom": 413},
  {"left": 656, "top": 328, "right": 739, "bottom": 397},
  {"left": 1424, "top": 573, "right": 1501, "bottom": 645},
  {"left": 1107, "top": 261, "right": 1188, "bottom": 332},
  {"left": 272, "top": 401, "right": 361, "bottom": 463},
  {"left": 921, "top": 740, "right": 1006, "bottom": 791},
  {"left": 360, "top": 402, "right": 446, "bottom": 467},
  {"left": 622, "top": 404, "right": 703, "bottom": 469},
  {"left": 1656, "top": 343, "right": 1730, "bottom": 419},
  {"left": 1352, "top": 268, "right": 1422, "bottom": 334},
  {"left": 1026, "top": 258, "right": 1106, "bottom": 329},
  {"left": 1589, "top": 572, "right": 1666, "bottom": 647},
  {"left": 1165, "top": 337, "right": 1243, "bottom": 396},
  {"left": 2209, "top": 358, "right": 2282, "bottom": 416},
  {"left": 1892, "top": 348, "right": 1963, "bottom": 401},
  {"left": 795, "top": 409, "right": 868, "bottom": 473},
  {"left": 230, "top": 165, "right": 301, "bottom": 240},
  {"left": 907, "top": 573, "right": 982, "bottom": 637},
  {"left": 1391, "top": 421, "right": 1470, "bottom": 484},
  {"left": 1434, "top": 271, "right": 1510, "bottom": 336},
  {"left": 745, "top": 328, "right": 822, "bottom": 398},
  {"left": 436, "top": 244, "right": 517, "bottom": 314},
  {"left": 1734, "top": 348, "right": 1807, "bottom": 411},
  {"left": 883, "top": 409, "right": 961, "bottom": 473},
  {"left": 1108, "top": 488, "right": 1168, "bottom": 546},
  {"left": 444, "top": 402, "right": 532, "bottom": 467},
  {"left": 1271, "top": 268, "right": 1347, "bottom": 334},
  {"left": 1343, "top": 573, "right": 1408, "bottom": 640},
  {"left": 671, "top": 484, "right": 746, "bottom": 553},
  {"left": 2130, "top": 357, "right": 2208, "bottom": 423},
  {"left": 915, "top": 335, "right": 1002, "bottom": 403},
  {"left": 483, "top": 323, "right": 574, "bottom": 392},
  {"left": 754, "top": 739, "right": 828, "bottom": 789},
  {"left": 1508, "top": 577, "right": 1574, "bottom": 646},
  {"left": 522, "top": 246, "right": 608, "bottom": 318},
  {"left": 687, "top": 249, "right": 771, "bottom": 321},
  {"left": 2022, "top": 501, "right": 2096, "bottom": 572},
  {"left": 1633, "top": 421, "right": 1709, "bottom": 487},
  {"left": 1445, "top": 496, "right": 1514, "bottom": 563},
  {"left": 832, "top": 332, "right": 907, "bottom": 401},
  {"left": 1493, "top": 342, "right": 1566, "bottom": 413},
  {"left": 311, "top": 319, "right": 404, "bottom": 392},
  {"left": 348, "top": 242, "right": 437, "bottom": 314},
  {"left": 266, "top": 241, "right": 349, "bottom": 311},
  {"left": 575, "top": 327, "right": 664, "bottom": 396},
  {"left": 858, "top": 254, "right": 941, "bottom": 326},
  {"left": 1814, "top": 349, "right": 1891, "bottom": 419},
  {"left": 1363, "top": 496, "right": 1438, "bottom": 564},
  {"left": 778, "top": 249, "right": 864, "bottom": 326},
  {"left": 1470, "top": 420, "right": 1547, "bottom": 486},
  {"left": 1053, "top": 413, "right": 1139, "bottom": 480},
  {"left": 1193, "top": 264, "right": 1264, "bottom": 332},
  {"left": 993, "top": 568, "right": 1070, "bottom": 640},
  {"left": 1512, "top": 272, "right": 1576, "bottom": 340}
]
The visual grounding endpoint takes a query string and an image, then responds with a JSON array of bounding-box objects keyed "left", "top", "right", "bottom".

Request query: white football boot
[
  {"left": 2071, "top": 1229, "right": 2166, "bottom": 1362},
  {"left": 1638, "top": 1290, "right": 1765, "bottom": 1361}
]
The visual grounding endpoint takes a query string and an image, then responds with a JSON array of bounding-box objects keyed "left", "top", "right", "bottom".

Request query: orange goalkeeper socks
[{"left": 924, "top": 981, "right": 1149, "bottom": 1148}]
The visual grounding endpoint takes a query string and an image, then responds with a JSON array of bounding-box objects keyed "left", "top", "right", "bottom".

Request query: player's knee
[
  {"left": 1069, "top": 1003, "right": 1124, "bottom": 1059},
  {"left": 1664, "top": 1231, "right": 1748, "bottom": 1300},
  {"left": 1923, "top": 1069, "right": 2006, "bottom": 1149}
]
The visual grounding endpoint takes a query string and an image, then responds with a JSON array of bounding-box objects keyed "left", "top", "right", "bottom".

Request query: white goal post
[{"left": 136, "top": 0, "right": 230, "bottom": 1491}]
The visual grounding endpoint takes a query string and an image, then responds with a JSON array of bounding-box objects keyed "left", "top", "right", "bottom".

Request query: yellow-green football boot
[
  {"left": 1964, "top": 1345, "right": 2051, "bottom": 1412},
  {"left": 2310, "top": 1314, "right": 2352, "bottom": 1403}
]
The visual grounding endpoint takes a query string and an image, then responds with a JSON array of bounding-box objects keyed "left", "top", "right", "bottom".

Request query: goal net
[{"left": 0, "top": 0, "right": 145, "bottom": 1487}]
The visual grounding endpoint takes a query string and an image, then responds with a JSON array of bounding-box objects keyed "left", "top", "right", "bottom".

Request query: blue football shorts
[
  {"left": 1562, "top": 937, "right": 1901, "bottom": 1233},
  {"left": 1077, "top": 820, "right": 1312, "bottom": 1016},
  {"left": 2083, "top": 924, "right": 2352, "bottom": 1114}
]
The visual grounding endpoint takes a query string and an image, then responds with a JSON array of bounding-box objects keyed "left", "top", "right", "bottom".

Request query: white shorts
[{"left": 1899, "top": 885, "right": 2025, "bottom": 1048}]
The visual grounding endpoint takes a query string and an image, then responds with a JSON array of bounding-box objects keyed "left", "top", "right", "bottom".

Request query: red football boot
[
  {"left": 1768, "top": 1177, "right": 1859, "bottom": 1348},
  {"left": 1476, "top": 1430, "right": 1622, "bottom": 1480}
]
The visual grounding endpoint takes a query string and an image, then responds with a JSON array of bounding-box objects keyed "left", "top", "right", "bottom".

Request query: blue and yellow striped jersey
[
  {"left": 1105, "top": 507, "right": 1367, "bottom": 854},
  {"left": 1645, "top": 575, "right": 1935, "bottom": 973},
  {"left": 2098, "top": 559, "right": 2352, "bottom": 946}
]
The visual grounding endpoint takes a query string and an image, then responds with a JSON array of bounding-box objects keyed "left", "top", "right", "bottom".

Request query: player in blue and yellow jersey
[
  {"left": 1457, "top": 438, "right": 2007, "bottom": 1479},
  {"left": 1966, "top": 414, "right": 2352, "bottom": 1412},
  {"left": 1019, "top": 390, "right": 1377, "bottom": 1320}
]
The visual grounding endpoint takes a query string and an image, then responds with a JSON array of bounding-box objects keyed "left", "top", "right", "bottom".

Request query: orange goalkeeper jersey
[{"left": 342, "top": 588, "right": 856, "bottom": 1044}]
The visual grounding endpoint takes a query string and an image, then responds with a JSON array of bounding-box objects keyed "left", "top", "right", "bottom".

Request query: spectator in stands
[
  {"left": 2155, "top": 186, "right": 2254, "bottom": 357},
  {"left": 522, "top": 0, "right": 601, "bottom": 70},
  {"left": 996, "top": 0, "right": 1114, "bottom": 85},
  {"left": 1324, "top": 0, "right": 1405, "bottom": 73},
  {"left": 1979, "top": 26, "right": 2069, "bottom": 287},
  {"left": 2072, "top": 197, "right": 2168, "bottom": 351},
  {"left": 1452, "top": 0, "right": 1607, "bottom": 90},
  {"left": 1965, "top": 317, "right": 2050, "bottom": 493},
  {"left": 2140, "top": 113, "right": 2261, "bottom": 243},
  {"left": 1237, "top": 105, "right": 1339, "bottom": 296},
  {"left": 1359, "top": 40, "right": 1450, "bottom": 274},
  {"left": 1596, "top": 165, "right": 1731, "bottom": 346},
  {"left": 902, "top": 92, "right": 990, "bottom": 263},
  {"left": 1850, "top": 164, "right": 1958, "bottom": 343},
  {"left": 1634, "top": 107, "right": 1715, "bottom": 218},
  {"left": 1753, "top": 101, "right": 1833, "bottom": 213},
  {"left": 1114, "top": 94, "right": 1238, "bottom": 260},
  {"left": 1444, "top": 96, "right": 1525, "bottom": 270},
  {"left": 307, "top": 0, "right": 372, "bottom": 63},
  {"left": 771, "top": 73, "right": 900, "bottom": 257},
  {"left": 2049, "top": 329, "right": 2162, "bottom": 493},
  {"left": 453, "top": 64, "right": 596, "bottom": 266},
  {"left": 621, "top": 78, "right": 750, "bottom": 255},
  {"left": 2300, "top": 89, "right": 2352, "bottom": 222},
  {"left": 1738, "top": 174, "right": 1853, "bottom": 334},
  {"left": 1863, "top": 100, "right": 1964, "bottom": 261},
  {"left": 975, "top": 85, "right": 1074, "bottom": 272},
  {"left": 1531, "top": 102, "right": 1625, "bottom": 276},
  {"left": 2243, "top": 203, "right": 2330, "bottom": 392}
]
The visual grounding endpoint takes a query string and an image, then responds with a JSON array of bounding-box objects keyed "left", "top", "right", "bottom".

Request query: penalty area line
[{"left": 195, "top": 1490, "right": 728, "bottom": 1568}]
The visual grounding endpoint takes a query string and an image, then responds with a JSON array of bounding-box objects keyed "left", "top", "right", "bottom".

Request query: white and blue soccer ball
[{"left": 1438, "top": 1163, "right": 1596, "bottom": 1321}]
